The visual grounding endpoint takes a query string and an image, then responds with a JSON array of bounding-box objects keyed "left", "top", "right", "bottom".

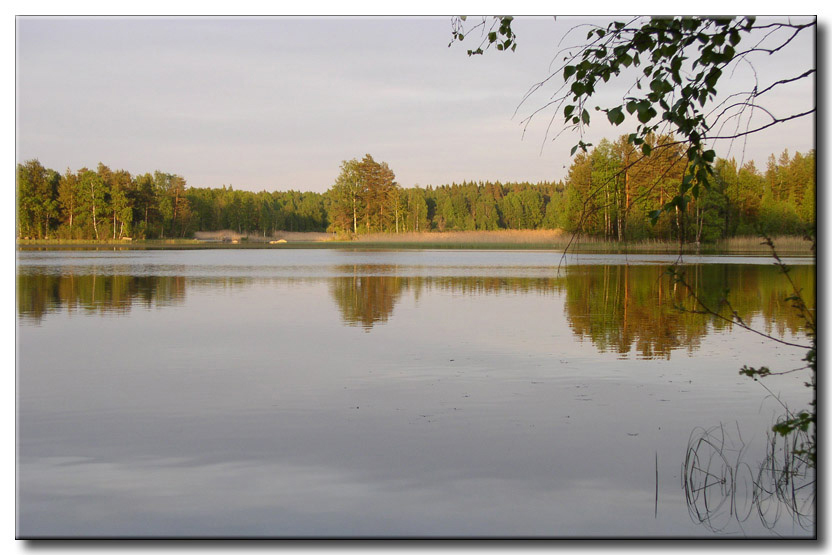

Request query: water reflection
[
  {"left": 683, "top": 422, "right": 815, "bottom": 534},
  {"left": 327, "top": 265, "right": 561, "bottom": 330},
  {"left": 17, "top": 273, "right": 186, "bottom": 321},
  {"left": 563, "top": 264, "right": 814, "bottom": 359},
  {"left": 328, "top": 268, "right": 408, "bottom": 330},
  {"left": 18, "top": 264, "right": 814, "bottom": 360},
  {"left": 16, "top": 253, "right": 816, "bottom": 537}
]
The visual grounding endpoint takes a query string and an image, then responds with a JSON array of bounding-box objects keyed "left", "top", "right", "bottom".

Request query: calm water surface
[{"left": 16, "top": 249, "right": 815, "bottom": 537}]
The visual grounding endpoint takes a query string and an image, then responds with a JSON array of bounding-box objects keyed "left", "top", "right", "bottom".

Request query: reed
[
  {"left": 351, "top": 229, "right": 568, "bottom": 244},
  {"left": 16, "top": 231, "right": 814, "bottom": 255},
  {"left": 716, "top": 235, "right": 814, "bottom": 255}
]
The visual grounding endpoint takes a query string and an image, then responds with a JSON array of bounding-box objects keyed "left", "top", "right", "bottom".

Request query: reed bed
[
  {"left": 346, "top": 230, "right": 814, "bottom": 254},
  {"left": 16, "top": 238, "right": 143, "bottom": 245},
  {"left": 715, "top": 235, "right": 814, "bottom": 255},
  {"left": 351, "top": 229, "right": 567, "bottom": 244},
  {"left": 194, "top": 230, "right": 333, "bottom": 242},
  {"left": 17, "top": 231, "right": 814, "bottom": 255}
]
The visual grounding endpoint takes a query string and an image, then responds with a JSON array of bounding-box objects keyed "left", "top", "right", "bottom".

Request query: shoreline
[{"left": 15, "top": 231, "right": 814, "bottom": 256}]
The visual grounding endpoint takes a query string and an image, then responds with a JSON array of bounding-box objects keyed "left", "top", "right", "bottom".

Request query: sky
[{"left": 15, "top": 15, "right": 816, "bottom": 194}]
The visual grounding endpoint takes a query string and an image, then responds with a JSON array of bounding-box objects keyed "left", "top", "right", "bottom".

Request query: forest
[{"left": 16, "top": 136, "right": 815, "bottom": 243}]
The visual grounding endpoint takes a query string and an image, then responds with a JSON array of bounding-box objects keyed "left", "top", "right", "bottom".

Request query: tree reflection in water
[
  {"left": 19, "top": 264, "right": 814, "bottom": 361},
  {"left": 325, "top": 264, "right": 813, "bottom": 361},
  {"left": 17, "top": 260, "right": 816, "bottom": 534},
  {"left": 327, "top": 265, "right": 562, "bottom": 330},
  {"left": 16, "top": 272, "right": 187, "bottom": 322},
  {"left": 328, "top": 268, "right": 407, "bottom": 330},
  {"left": 562, "top": 263, "right": 814, "bottom": 359},
  {"left": 683, "top": 422, "right": 815, "bottom": 534}
]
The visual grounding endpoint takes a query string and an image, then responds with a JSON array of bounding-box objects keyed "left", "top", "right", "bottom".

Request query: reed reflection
[{"left": 683, "top": 422, "right": 815, "bottom": 534}]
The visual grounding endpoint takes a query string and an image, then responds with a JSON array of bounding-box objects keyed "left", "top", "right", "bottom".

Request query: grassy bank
[{"left": 16, "top": 231, "right": 814, "bottom": 255}]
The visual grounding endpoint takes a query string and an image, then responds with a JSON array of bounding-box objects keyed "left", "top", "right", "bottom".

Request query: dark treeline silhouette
[{"left": 17, "top": 138, "right": 814, "bottom": 242}]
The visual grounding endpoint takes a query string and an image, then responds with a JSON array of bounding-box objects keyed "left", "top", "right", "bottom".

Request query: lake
[{"left": 16, "top": 248, "right": 816, "bottom": 538}]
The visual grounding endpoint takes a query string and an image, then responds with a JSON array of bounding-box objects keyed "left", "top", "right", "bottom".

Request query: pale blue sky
[{"left": 16, "top": 16, "right": 815, "bottom": 193}]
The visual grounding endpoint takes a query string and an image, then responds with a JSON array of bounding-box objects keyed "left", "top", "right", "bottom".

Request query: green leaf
[
  {"left": 705, "top": 67, "right": 722, "bottom": 90},
  {"left": 637, "top": 106, "right": 653, "bottom": 123},
  {"left": 650, "top": 78, "right": 664, "bottom": 92},
  {"left": 722, "top": 45, "right": 735, "bottom": 61},
  {"left": 642, "top": 143, "right": 652, "bottom": 156},
  {"left": 607, "top": 106, "right": 625, "bottom": 125},
  {"left": 581, "top": 109, "right": 590, "bottom": 124},
  {"left": 670, "top": 56, "right": 682, "bottom": 73}
]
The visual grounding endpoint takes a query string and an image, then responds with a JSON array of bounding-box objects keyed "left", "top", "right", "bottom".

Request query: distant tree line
[
  {"left": 16, "top": 138, "right": 814, "bottom": 241},
  {"left": 15, "top": 161, "right": 329, "bottom": 239}
]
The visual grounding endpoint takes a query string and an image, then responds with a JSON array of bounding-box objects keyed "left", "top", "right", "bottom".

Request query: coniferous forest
[{"left": 16, "top": 136, "right": 814, "bottom": 243}]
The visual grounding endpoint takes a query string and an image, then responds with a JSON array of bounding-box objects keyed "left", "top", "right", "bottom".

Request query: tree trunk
[
  {"left": 676, "top": 205, "right": 684, "bottom": 249},
  {"left": 172, "top": 189, "right": 179, "bottom": 237},
  {"left": 624, "top": 168, "right": 631, "bottom": 240},
  {"left": 91, "top": 182, "right": 99, "bottom": 240},
  {"left": 617, "top": 179, "right": 624, "bottom": 242},
  {"left": 696, "top": 202, "right": 704, "bottom": 245},
  {"left": 604, "top": 184, "right": 610, "bottom": 239}
]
